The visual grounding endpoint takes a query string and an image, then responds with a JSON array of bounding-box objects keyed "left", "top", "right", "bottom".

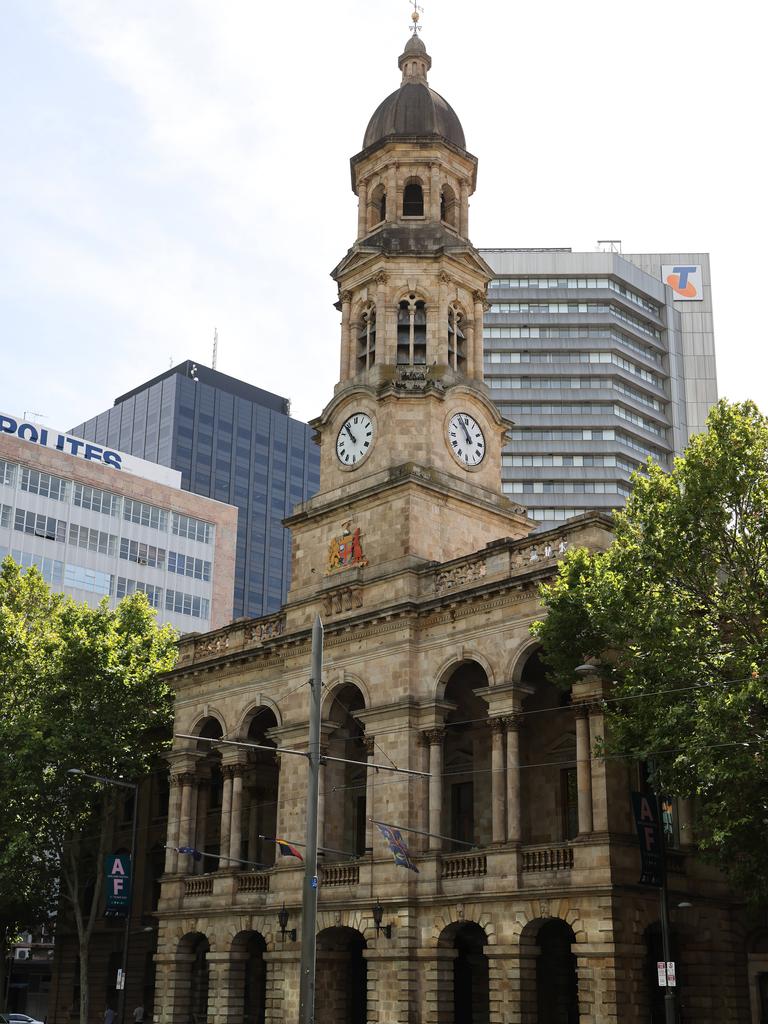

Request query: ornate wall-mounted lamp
[
  {"left": 277, "top": 903, "right": 297, "bottom": 942},
  {"left": 372, "top": 899, "right": 392, "bottom": 939}
]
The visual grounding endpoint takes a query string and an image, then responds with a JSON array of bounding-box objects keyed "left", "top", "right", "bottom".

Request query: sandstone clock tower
[{"left": 285, "top": 30, "right": 534, "bottom": 617}]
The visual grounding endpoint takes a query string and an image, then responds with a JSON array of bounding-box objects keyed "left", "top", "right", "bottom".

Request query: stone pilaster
[
  {"left": 424, "top": 728, "right": 445, "bottom": 851},
  {"left": 505, "top": 716, "right": 522, "bottom": 844},
  {"left": 219, "top": 765, "right": 234, "bottom": 867},
  {"left": 228, "top": 763, "right": 246, "bottom": 864},
  {"left": 164, "top": 773, "right": 183, "bottom": 874},
  {"left": 489, "top": 717, "right": 506, "bottom": 843},
  {"left": 575, "top": 703, "right": 594, "bottom": 835}
]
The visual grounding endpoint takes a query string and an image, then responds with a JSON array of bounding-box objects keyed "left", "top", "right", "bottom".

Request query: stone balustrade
[
  {"left": 521, "top": 844, "right": 575, "bottom": 873},
  {"left": 184, "top": 875, "right": 214, "bottom": 897},
  {"left": 237, "top": 871, "right": 271, "bottom": 894},
  {"left": 320, "top": 862, "right": 360, "bottom": 887},
  {"left": 441, "top": 852, "right": 488, "bottom": 879}
]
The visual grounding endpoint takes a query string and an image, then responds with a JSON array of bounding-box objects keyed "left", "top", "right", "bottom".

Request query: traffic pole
[
  {"left": 299, "top": 615, "right": 323, "bottom": 1024},
  {"left": 657, "top": 792, "right": 677, "bottom": 1024}
]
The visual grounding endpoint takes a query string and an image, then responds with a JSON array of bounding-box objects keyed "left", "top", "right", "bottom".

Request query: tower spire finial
[{"left": 410, "top": 0, "right": 423, "bottom": 34}]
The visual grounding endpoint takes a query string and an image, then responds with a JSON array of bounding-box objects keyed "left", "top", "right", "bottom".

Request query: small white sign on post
[
  {"left": 116, "top": 969, "right": 125, "bottom": 991},
  {"left": 657, "top": 961, "right": 667, "bottom": 986},
  {"left": 666, "top": 962, "right": 676, "bottom": 987}
]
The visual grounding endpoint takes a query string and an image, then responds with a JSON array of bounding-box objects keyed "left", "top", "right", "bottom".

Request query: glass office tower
[
  {"left": 479, "top": 249, "right": 718, "bottom": 528},
  {"left": 72, "top": 361, "right": 320, "bottom": 619}
]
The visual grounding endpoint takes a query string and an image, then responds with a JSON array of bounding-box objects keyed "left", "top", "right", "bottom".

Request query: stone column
[
  {"left": 228, "top": 764, "right": 245, "bottom": 865},
  {"left": 387, "top": 163, "right": 398, "bottom": 222},
  {"left": 219, "top": 765, "right": 234, "bottom": 868},
  {"left": 589, "top": 702, "right": 609, "bottom": 832},
  {"left": 430, "top": 162, "right": 441, "bottom": 221},
  {"left": 677, "top": 797, "right": 695, "bottom": 847},
  {"left": 459, "top": 178, "right": 469, "bottom": 236},
  {"left": 364, "top": 735, "right": 376, "bottom": 851},
  {"left": 424, "top": 729, "right": 444, "bottom": 851},
  {"left": 164, "top": 774, "right": 182, "bottom": 874},
  {"left": 194, "top": 775, "right": 210, "bottom": 873},
  {"left": 357, "top": 179, "right": 368, "bottom": 238},
  {"left": 375, "top": 271, "right": 390, "bottom": 364},
  {"left": 505, "top": 716, "right": 522, "bottom": 843},
  {"left": 177, "top": 772, "right": 197, "bottom": 873},
  {"left": 575, "top": 704, "right": 594, "bottom": 835},
  {"left": 247, "top": 784, "right": 260, "bottom": 864},
  {"left": 490, "top": 718, "right": 506, "bottom": 843},
  {"left": 340, "top": 290, "right": 352, "bottom": 381},
  {"left": 471, "top": 290, "right": 485, "bottom": 379},
  {"left": 437, "top": 271, "right": 449, "bottom": 366}
]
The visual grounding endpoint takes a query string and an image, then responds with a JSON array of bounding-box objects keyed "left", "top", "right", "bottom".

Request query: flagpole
[
  {"left": 369, "top": 817, "right": 476, "bottom": 850},
  {"left": 299, "top": 615, "right": 323, "bottom": 1024}
]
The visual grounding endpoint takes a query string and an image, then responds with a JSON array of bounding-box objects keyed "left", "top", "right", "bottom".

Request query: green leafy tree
[
  {"left": 533, "top": 399, "right": 768, "bottom": 900},
  {"left": 0, "top": 559, "right": 177, "bottom": 1019}
]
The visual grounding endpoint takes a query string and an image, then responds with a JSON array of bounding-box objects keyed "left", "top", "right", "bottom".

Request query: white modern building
[
  {"left": 479, "top": 249, "right": 718, "bottom": 526},
  {"left": 0, "top": 411, "right": 237, "bottom": 632}
]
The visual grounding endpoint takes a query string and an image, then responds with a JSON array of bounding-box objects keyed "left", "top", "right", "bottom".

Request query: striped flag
[{"left": 275, "top": 837, "right": 303, "bottom": 860}]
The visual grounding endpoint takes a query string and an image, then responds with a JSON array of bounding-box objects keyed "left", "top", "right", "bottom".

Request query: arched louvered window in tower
[
  {"left": 357, "top": 305, "right": 376, "bottom": 371},
  {"left": 448, "top": 305, "right": 466, "bottom": 371},
  {"left": 397, "top": 297, "right": 427, "bottom": 365}
]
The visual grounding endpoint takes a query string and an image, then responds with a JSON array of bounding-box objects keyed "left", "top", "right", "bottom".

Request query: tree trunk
[{"left": 79, "top": 936, "right": 90, "bottom": 1024}]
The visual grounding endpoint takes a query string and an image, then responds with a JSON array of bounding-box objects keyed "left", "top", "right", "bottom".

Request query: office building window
[
  {"left": 171, "top": 512, "right": 212, "bottom": 544},
  {"left": 11, "top": 549, "right": 64, "bottom": 586},
  {"left": 20, "top": 467, "right": 68, "bottom": 501},
  {"left": 0, "top": 459, "right": 17, "bottom": 487},
  {"left": 64, "top": 563, "right": 112, "bottom": 595},
  {"left": 168, "top": 551, "right": 211, "bottom": 582},
  {"left": 0, "top": 504, "right": 11, "bottom": 529},
  {"left": 119, "top": 538, "right": 166, "bottom": 569},
  {"left": 73, "top": 483, "right": 121, "bottom": 516},
  {"left": 14, "top": 509, "right": 66, "bottom": 543},
  {"left": 123, "top": 498, "right": 168, "bottom": 531},
  {"left": 165, "top": 589, "right": 210, "bottom": 620},
  {"left": 68, "top": 523, "right": 117, "bottom": 557},
  {"left": 114, "top": 577, "right": 162, "bottom": 608}
]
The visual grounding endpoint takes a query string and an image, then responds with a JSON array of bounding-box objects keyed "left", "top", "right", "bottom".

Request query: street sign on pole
[
  {"left": 666, "top": 962, "right": 676, "bottom": 987},
  {"left": 116, "top": 969, "right": 125, "bottom": 991},
  {"left": 657, "top": 962, "right": 667, "bottom": 987},
  {"left": 104, "top": 854, "right": 132, "bottom": 918},
  {"left": 630, "top": 792, "right": 663, "bottom": 887}
]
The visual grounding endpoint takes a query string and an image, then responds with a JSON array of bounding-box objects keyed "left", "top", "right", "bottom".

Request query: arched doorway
[
  {"left": 519, "top": 918, "right": 579, "bottom": 1023},
  {"left": 175, "top": 932, "right": 210, "bottom": 1024},
  {"left": 519, "top": 650, "right": 576, "bottom": 845},
  {"left": 438, "top": 922, "right": 490, "bottom": 1024},
  {"left": 324, "top": 684, "right": 368, "bottom": 858},
  {"left": 194, "top": 717, "right": 224, "bottom": 872},
  {"left": 537, "top": 920, "right": 579, "bottom": 1023},
  {"left": 315, "top": 927, "right": 367, "bottom": 1024},
  {"left": 442, "top": 662, "right": 490, "bottom": 849},
  {"left": 244, "top": 708, "right": 279, "bottom": 866},
  {"left": 230, "top": 931, "right": 267, "bottom": 1024}
]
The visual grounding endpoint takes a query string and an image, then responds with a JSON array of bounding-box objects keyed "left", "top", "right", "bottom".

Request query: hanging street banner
[
  {"left": 630, "top": 792, "right": 664, "bottom": 888},
  {"left": 104, "top": 854, "right": 132, "bottom": 918}
]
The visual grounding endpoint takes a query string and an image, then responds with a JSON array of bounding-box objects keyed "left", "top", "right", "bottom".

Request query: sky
[{"left": 2, "top": 0, "right": 766, "bottom": 432}]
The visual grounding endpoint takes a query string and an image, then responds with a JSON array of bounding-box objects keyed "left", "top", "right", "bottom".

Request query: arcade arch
[
  {"left": 437, "top": 921, "right": 490, "bottom": 1024},
  {"left": 315, "top": 926, "right": 367, "bottom": 1024}
]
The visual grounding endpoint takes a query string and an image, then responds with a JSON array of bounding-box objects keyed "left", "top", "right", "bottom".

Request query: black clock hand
[
  {"left": 345, "top": 423, "right": 358, "bottom": 444},
  {"left": 460, "top": 418, "right": 472, "bottom": 445}
]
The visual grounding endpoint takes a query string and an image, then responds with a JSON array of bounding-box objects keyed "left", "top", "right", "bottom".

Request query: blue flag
[
  {"left": 178, "top": 846, "right": 203, "bottom": 862},
  {"left": 375, "top": 822, "right": 419, "bottom": 872}
]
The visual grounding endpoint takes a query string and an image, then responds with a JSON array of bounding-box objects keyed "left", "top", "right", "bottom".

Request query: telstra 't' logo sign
[{"left": 664, "top": 265, "right": 699, "bottom": 299}]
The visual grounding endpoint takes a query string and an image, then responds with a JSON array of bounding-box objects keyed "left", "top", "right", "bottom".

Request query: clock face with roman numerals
[
  {"left": 336, "top": 412, "right": 374, "bottom": 467},
  {"left": 447, "top": 412, "right": 486, "bottom": 467}
]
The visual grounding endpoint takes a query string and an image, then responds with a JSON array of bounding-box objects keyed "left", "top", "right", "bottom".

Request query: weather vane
[{"left": 410, "top": 0, "right": 424, "bottom": 34}]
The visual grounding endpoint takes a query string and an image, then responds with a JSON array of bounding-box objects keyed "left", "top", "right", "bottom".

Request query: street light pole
[{"left": 67, "top": 770, "right": 139, "bottom": 1024}]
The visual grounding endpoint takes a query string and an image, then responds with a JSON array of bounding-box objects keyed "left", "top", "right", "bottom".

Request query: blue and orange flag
[
  {"left": 375, "top": 821, "right": 419, "bottom": 872},
  {"left": 275, "top": 837, "right": 303, "bottom": 860}
]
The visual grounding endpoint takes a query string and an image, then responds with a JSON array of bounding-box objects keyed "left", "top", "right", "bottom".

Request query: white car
[{"left": 8, "top": 1014, "right": 46, "bottom": 1024}]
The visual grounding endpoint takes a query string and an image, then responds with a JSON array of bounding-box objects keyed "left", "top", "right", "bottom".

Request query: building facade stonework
[{"left": 49, "top": 28, "right": 760, "bottom": 1024}]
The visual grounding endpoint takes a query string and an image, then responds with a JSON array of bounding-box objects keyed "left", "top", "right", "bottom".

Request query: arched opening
[
  {"left": 441, "top": 184, "right": 457, "bottom": 228},
  {"left": 325, "top": 684, "right": 368, "bottom": 858},
  {"left": 231, "top": 931, "right": 267, "bottom": 1024},
  {"left": 193, "top": 717, "right": 224, "bottom": 872},
  {"left": 442, "top": 661, "right": 490, "bottom": 849},
  {"left": 447, "top": 304, "right": 466, "bottom": 372},
  {"left": 315, "top": 927, "right": 367, "bottom": 1024},
  {"left": 537, "top": 920, "right": 579, "bottom": 1023},
  {"left": 437, "top": 922, "right": 490, "bottom": 1024},
  {"left": 397, "top": 296, "right": 427, "bottom": 366},
  {"left": 519, "top": 650, "right": 576, "bottom": 845},
  {"left": 402, "top": 180, "right": 424, "bottom": 217},
  {"left": 175, "top": 932, "right": 210, "bottom": 1024},
  {"left": 368, "top": 183, "right": 386, "bottom": 229},
  {"left": 357, "top": 304, "right": 376, "bottom": 371},
  {"left": 244, "top": 708, "right": 279, "bottom": 866}
]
